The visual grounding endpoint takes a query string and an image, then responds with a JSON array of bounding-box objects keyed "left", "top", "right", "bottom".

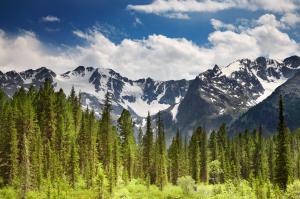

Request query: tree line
[{"left": 0, "top": 80, "right": 298, "bottom": 198}]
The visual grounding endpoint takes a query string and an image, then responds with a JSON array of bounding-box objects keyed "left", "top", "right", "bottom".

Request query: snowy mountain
[
  {"left": 0, "top": 66, "right": 190, "bottom": 122},
  {"left": 160, "top": 56, "right": 300, "bottom": 138},
  {"left": 229, "top": 69, "right": 300, "bottom": 136},
  {"left": 0, "top": 55, "right": 300, "bottom": 139}
]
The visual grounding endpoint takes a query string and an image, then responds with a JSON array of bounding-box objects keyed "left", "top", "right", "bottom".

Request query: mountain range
[{"left": 1, "top": 55, "right": 300, "bottom": 139}]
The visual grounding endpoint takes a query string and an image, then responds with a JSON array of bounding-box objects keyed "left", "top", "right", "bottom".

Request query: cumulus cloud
[
  {"left": 41, "top": 15, "right": 60, "bottom": 22},
  {"left": 0, "top": 14, "right": 299, "bottom": 80},
  {"left": 0, "top": 30, "right": 74, "bottom": 72},
  {"left": 281, "top": 12, "right": 300, "bottom": 26},
  {"left": 127, "top": 0, "right": 235, "bottom": 14},
  {"left": 127, "top": 0, "right": 299, "bottom": 18}
]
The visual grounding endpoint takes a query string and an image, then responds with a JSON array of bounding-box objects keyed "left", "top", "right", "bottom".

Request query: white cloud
[
  {"left": 127, "top": 0, "right": 235, "bottom": 14},
  {"left": 41, "top": 15, "right": 60, "bottom": 22},
  {"left": 281, "top": 12, "right": 300, "bottom": 26},
  {"left": 0, "top": 14, "right": 299, "bottom": 80},
  {"left": 0, "top": 30, "right": 74, "bottom": 72},
  {"left": 127, "top": 0, "right": 299, "bottom": 18},
  {"left": 163, "top": 12, "right": 190, "bottom": 19},
  {"left": 211, "top": 19, "right": 236, "bottom": 31}
]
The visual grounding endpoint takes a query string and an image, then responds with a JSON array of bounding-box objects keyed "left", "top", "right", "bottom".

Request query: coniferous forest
[{"left": 1, "top": 80, "right": 300, "bottom": 199}]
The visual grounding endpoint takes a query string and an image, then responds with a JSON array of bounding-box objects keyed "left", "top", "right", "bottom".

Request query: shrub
[
  {"left": 0, "top": 187, "right": 17, "bottom": 199},
  {"left": 286, "top": 180, "right": 300, "bottom": 199},
  {"left": 177, "top": 176, "right": 196, "bottom": 195}
]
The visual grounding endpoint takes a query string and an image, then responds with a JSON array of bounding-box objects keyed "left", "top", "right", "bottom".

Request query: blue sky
[{"left": 0, "top": 0, "right": 300, "bottom": 80}]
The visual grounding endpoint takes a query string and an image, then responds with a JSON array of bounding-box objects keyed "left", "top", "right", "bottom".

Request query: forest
[{"left": 0, "top": 80, "right": 300, "bottom": 199}]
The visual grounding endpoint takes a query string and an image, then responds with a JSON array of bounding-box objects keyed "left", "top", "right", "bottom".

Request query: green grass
[{"left": 1, "top": 180, "right": 300, "bottom": 199}]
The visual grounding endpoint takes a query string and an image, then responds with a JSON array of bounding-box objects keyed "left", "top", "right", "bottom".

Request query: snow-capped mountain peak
[{"left": 0, "top": 56, "right": 299, "bottom": 138}]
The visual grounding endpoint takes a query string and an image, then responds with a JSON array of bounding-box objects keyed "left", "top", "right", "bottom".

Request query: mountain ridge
[{"left": 1, "top": 55, "right": 300, "bottom": 139}]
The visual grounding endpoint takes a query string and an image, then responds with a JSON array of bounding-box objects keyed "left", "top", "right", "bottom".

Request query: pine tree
[
  {"left": 98, "top": 92, "right": 113, "bottom": 173},
  {"left": 86, "top": 110, "right": 98, "bottom": 188},
  {"left": 136, "top": 128, "right": 144, "bottom": 178},
  {"left": 37, "top": 80, "right": 57, "bottom": 181},
  {"left": 168, "top": 129, "right": 182, "bottom": 184},
  {"left": 253, "top": 125, "right": 268, "bottom": 181},
  {"left": 20, "top": 130, "right": 30, "bottom": 199},
  {"left": 275, "top": 95, "right": 291, "bottom": 190},
  {"left": 181, "top": 136, "right": 189, "bottom": 177},
  {"left": 199, "top": 127, "right": 208, "bottom": 183},
  {"left": 111, "top": 127, "right": 120, "bottom": 192},
  {"left": 216, "top": 124, "right": 229, "bottom": 182},
  {"left": 268, "top": 137, "right": 275, "bottom": 182},
  {"left": 155, "top": 112, "right": 168, "bottom": 190},
  {"left": 95, "top": 163, "right": 108, "bottom": 199},
  {"left": 78, "top": 109, "right": 88, "bottom": 179},
  {"left": 209, "top": 130, "right": 218, "bottom": 161},
  {"left": 118, "top": 109, "right": 136, "bottom": 182},
  {"left": 189, "top": 129, "right": 200, "bottom": 183},
  {"left": 142, "top": 112, "right": 154, "bottom": 184},
  {"left": 8, "top": 106, "right": 19, "bottom": 187},
  {"left": 69, "top": 139, "right": 79, "bottom": 188}
]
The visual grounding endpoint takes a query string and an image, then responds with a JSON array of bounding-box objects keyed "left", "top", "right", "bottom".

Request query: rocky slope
[
  {"left": 229, "top": 70, "right": 300, "bottom": 136},
  {"left": 160, "top": 56, "right": 300, "bottom": 138},
  {"left": 1, "top": 56, "right": 300, "bottom": 139},
  {"left": 0, "top": 66, "right": 190, "bottom": 123}
]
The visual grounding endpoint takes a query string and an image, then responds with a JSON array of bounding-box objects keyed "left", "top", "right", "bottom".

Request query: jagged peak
[
  {"left": 5, "top": 70, "right": 19, "bottom": 76},
  {"left": 74, "top": 65, "right": 86, "bottom": 73}
]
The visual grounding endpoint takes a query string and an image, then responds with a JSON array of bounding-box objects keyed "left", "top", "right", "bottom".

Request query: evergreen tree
[
  {"left": 253, "top": 125, "right": 268, "bottom": 181},
  {"left": 98, "top": 92, "right": 113, "bottom": 173},
  {"left": 37, "top": 80, "right": 57, "bottom": 181},
  {"left": 275, "top": 95, "right": 291, "bottom": 190},
  {"left": 209, "top": 130, "right": 218, "bottom": 161},
  {"left": 118, "top": 109, "right": 136, "bottom": 182},
  {"left": 168, "top": 129, "right": 182, "bottom": 184},
  {"left": 68, "top": 139, "right": 79, "bottom": 188},
  {"left": 155, "top": 112, "right": 168, "bottom": 190},
  {"left": 199, "top": 127, "right": 208, "bottom": 183},
  {"left": 189, "top": 129, "right": 200, "bottom": 183},
  {"left": 142, "top": 112, "right": 154, "bottom": 184},
  {"left": 8, "top": 106, "right": 19, "bottom": 187},
  {"left": 136, "top": 128, "right": 144, "bottom": 178}
]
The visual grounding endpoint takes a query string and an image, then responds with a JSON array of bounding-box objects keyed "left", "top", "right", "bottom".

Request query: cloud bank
[
  {"left": 128, "top": 0, "right": 299, "bottom": 19},
  {"left": 0, "top": 14, "right": 299, "bottom": 80}
]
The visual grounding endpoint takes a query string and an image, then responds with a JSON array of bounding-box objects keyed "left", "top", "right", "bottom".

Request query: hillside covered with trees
[{"left": 0, "top": 80, "right": 300, "bottom": 198}]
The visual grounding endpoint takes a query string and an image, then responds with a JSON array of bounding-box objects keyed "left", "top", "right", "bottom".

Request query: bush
[
  {"left": 208, "top": 160, "right": 223, "bottom": 184},
  {"left": 286, "top": 180, "right": 300, "bottom": 199},
  {"left": 0, "top": 187, "right": 17, "bottom": 199},
  {"left": 177, "top": 176, "right": 196, "bottom": 195}
]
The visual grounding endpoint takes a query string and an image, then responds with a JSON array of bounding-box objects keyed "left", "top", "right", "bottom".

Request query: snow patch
[
  {"left": 171, "top": 103, "right": 179, "bottom": 121},
  {"left": 252, "top": 69, "right": 288, "bottom": 103}
]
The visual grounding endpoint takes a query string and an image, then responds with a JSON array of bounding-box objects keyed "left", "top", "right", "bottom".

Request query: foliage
[
  {"left": 0, "top": 84, "right": 299, "bottom": 198},
  {"left": 177, "top": 176, "right": 196, "bottom": 195}
]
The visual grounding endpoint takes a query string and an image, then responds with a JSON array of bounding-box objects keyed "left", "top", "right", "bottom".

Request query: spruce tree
[
  {"left": 208, "top": 130, "right": 218, "bottom": 161},
  {"left": 142, "top": 112, "right": 154, "bottom": 184},
  {"left": 199, "top": 128, "right": 208, "bottom": 183},
  {"left": 118, "top": 109, "right": 136, "bottom": 182},
  {"left": 189, "top": 129, "right": 200, "bottom": 183},
  {"left": 155, "top": 112, "right": 168, "bottom": 190},
  {"left": 168, "top": 129, "right": 182, "bottom": 184},
  {"left": 253, "top": 125, "right": 268, "bottom": 181},
  {"left": 275, "top": 95, "right": 291, "bottom": 190},
  {"left": 98, "top": 92, "right": 113, "bottom": 173}
]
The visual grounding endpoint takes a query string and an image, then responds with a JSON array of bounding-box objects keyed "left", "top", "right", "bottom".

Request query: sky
[{"left": 0, "top": 0, "right": 300, "bottom": 80}]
